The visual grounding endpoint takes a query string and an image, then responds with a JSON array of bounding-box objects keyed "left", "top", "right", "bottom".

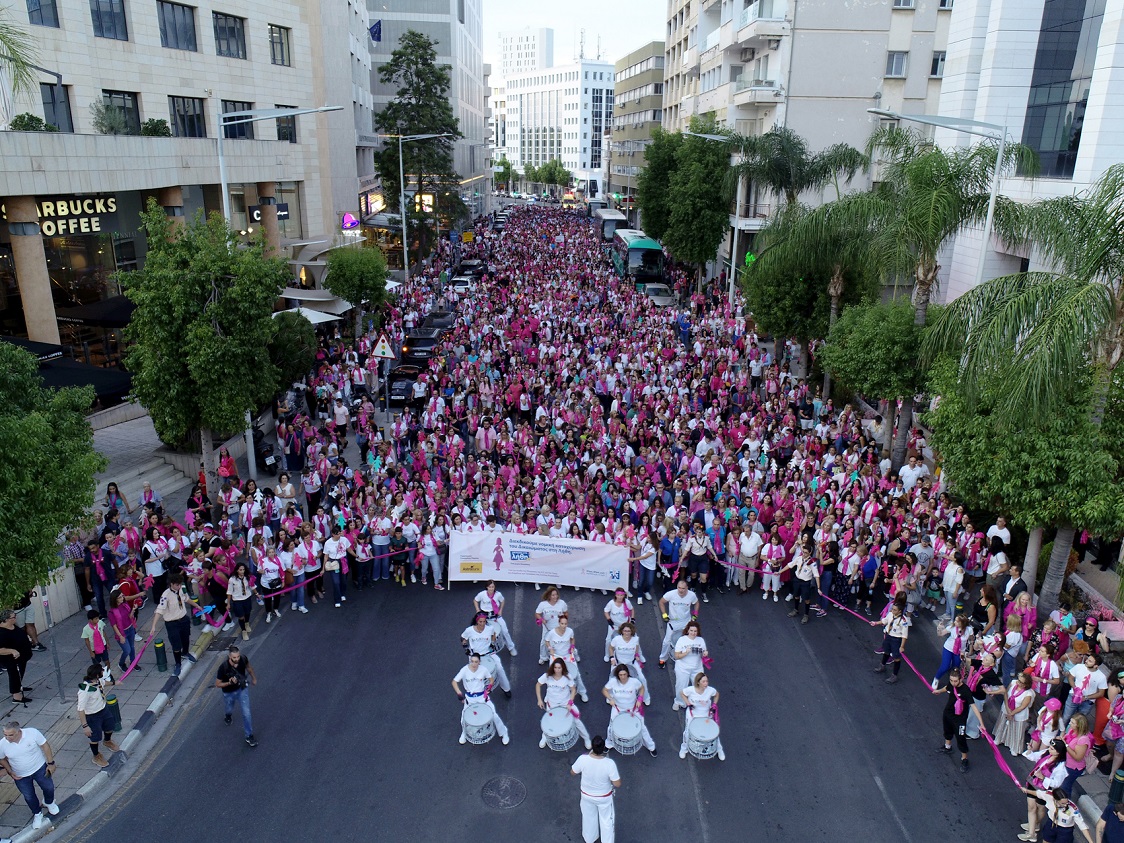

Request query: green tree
[
  {"left": 636, "top": 127, "right": 683, "bottom": 241},
  {"left": 538, "top": 159, "right": 571, "bottom": 193},
  {"left": 9, "top": 113, "right": 57, "bottom": 132},
  {"left": 925, "top": 163, "right": 1124, "bottom": 613},
  {"left": 374, "top": 30, "right": 462, "bottom": 224},
  {"left": 494, "top": 156, "right": 514, "bottom": 192},
  {"left": 663, "top": 116, "right": 732, "bottom": 291},
  {"left": 269, "top": 310, "right": 318, "bottom": 388},
  {"left": 729, "top": 126, "right": 867, "bottom": 208},
  {"left": 0, "top": 344, "right": 106, "bottom": 606},
  {"left": 0, "top": 10, "right": 38, "bottom": 99},
  {"left": 123, "top": 200, "right": 289, "bottom": 488},
  {"left": 323, "top": 246, "right": 389, "bottom": 338}
]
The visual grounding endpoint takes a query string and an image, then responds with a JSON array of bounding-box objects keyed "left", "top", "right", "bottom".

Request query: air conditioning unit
[{"left": 740, "top": 47, "right": 756, "bottom": 62}]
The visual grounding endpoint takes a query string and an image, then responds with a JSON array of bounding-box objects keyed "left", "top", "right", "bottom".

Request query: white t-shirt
[
  {"left": 0, "top": 727, "right": 48, "bottom": 777},
  {"left": 1069, "top": 664, "right": 1108, "bottom": 702},
  {"left": 453, "top": 664, "right": 494, "bottom": 697},
  {"left": 674, "top": 635, "right": 707, "bottom": 673},
  {"left": 536, "top": 599, "right": 568, "bottom": 629},
  {"left": 571, "top": 754, "right": 620, "bottom": 796},
  {"left": 475, "top": 590, "right": 505, "bottom": 616},
  {"left": 546, "top": 626, "right": 577, "bottom": 659},
  {"left": 539, "top": 673, "right": 575, "bottom": 708},
  {"left": 604, "top": 599, "right": 633, "bottom": 629},
  {"left": 605, "top": 676, "right": 643, "bottom": 711},
  {"left": 610, "top": 634, "right": 641, "bottom": 666},
  {"left": 462, "top": 625, "right": 496, "bottom": 656},
  {"left": 662, "top": 589, "right": 698, "bottom": 624},
  {"left": 683, "top": 685, "right": 717, "bottom": 718}
]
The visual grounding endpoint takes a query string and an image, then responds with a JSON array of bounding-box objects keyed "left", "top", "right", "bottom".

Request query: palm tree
[
  {"left": 925, "top": 163, "right": 1124, "bottom": 614},
  {"left": 728, "top": 126, "right": 868, "bottom": 209},
  {"left": 0, "top": 11, "right": 38, "bottom": 104}
]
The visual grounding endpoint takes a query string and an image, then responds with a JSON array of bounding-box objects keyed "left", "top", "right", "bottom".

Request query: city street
[{"left": 60, "top": 584, "right": 1024, "bottom": 842}]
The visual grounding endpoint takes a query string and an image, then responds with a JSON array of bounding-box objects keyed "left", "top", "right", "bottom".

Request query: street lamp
[
  {"left": 375, "top": 132, "right": 454, "bottom": 283},
  {"left": 867, "top": 108, "right": 1008, "bottom": 292},
  {"left": 685, "top": 130, "right": 739, "bottom": 308},
  {"left": 215, "top": 104, "right": 342, "bottom": 480}
]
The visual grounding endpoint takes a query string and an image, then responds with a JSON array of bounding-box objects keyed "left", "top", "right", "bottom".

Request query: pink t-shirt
[{"left": 108, "top": 604, "right": 134, "bottom": 636}]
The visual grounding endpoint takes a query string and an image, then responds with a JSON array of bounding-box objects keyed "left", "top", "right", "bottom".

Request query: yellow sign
[
  {"left": 461, "top": 231, "right": 475, "bottom": 243},
  {"left": 459, "top": 561, "right": 483, "bottom": 574}
]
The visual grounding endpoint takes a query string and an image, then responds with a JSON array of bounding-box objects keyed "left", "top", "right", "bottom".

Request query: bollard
[
  {"left": 955, "top": 599, "right": 965, "bottom": 617},
  {"left": 191, "top": 610, "right": 202, "bottom": 627},
  {"left": 154, "top": 638, "right": 168, "bottom": 672},
  {"left": 1110, "top": 769, "right": 1124, "bottom": 803},
  {"left": 104, "top": 692, "right": 123, "bottom": 733}
]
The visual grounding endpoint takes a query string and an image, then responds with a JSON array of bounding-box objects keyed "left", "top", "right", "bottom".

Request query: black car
[
  {"left": 421, "top": 309, "right": 456, "bottom": 332},
  {"left": 457, "top": 258, "right": 486, "bottom": 278},
  {"left": 400, "top": 328, "right": 443, "bottom": 366},
  {"left": 387, "top": 365, "right": 421, "bottom": 406}
]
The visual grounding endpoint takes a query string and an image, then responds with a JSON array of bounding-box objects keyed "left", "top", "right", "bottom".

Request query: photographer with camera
[{"left": 215, "top": 646, "right": 258, "bottom": 747}]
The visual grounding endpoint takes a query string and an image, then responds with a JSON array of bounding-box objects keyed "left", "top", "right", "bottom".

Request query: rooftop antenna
[
  {"left": 579, "top": 28, "right": 585, "bottom": 61},
  {"left": 597, "top": 35, "right": 602, "bottom": 61}
]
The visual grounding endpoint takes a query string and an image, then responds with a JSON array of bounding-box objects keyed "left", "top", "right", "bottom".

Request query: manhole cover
[
  {"left": 207, "top": 635, "right": 237, "bottom": 652},
  {"left": 481, "top": 776, "right": 526, "bottom": 809}
]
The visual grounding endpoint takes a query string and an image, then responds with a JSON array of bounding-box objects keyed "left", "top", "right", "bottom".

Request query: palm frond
[{"left": 0, "top": 14, "right": 37, "bottom": 99}]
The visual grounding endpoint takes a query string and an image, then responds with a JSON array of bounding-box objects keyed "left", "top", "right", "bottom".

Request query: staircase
[{"left": 94, "top": 455, "right": 195, "bottom": 524}]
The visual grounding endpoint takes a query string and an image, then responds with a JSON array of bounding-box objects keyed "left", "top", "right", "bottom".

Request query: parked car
[
  {"left": 387, "top": 365, "right": 421, "bottom": 406},
  {"left": 450, "top": 276, "right": 475, "bottom": 295},
  {"left": 457, "top": 259, "right": 486, "bottom": 278},
  {"left": 643, "top": 282, "right": 677, "bottom": 307},
  {"left": 400, "top": 328, "right": 443, "bottom": 366}
]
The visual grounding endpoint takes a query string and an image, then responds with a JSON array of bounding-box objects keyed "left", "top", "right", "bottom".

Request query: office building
[
  {"left": 609, "top": 40, "right": 664, "bottom": 218},
  {"left": 499, "top": 27, "right": 554, "bottom": 76}
]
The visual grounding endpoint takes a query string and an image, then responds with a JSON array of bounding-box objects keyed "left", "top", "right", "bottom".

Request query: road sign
[{"left": 372, "top": 333, "right": 395, "bottom": 360}]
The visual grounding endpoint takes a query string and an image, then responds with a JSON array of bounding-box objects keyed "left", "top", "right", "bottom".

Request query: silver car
[{"left": 644, "top": 283, "right": 676, "bottom": 307}]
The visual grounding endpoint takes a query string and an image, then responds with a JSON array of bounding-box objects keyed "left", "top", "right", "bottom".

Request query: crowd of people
[{"left": 47, "top": 201, "right": 1124, "bottom": 843}]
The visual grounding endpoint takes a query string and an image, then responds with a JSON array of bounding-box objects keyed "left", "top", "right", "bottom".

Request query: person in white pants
[
  {"left": 658, "top": 579, "right": 699, "bottom": 667},
  {"left": 603, "top": 589, "right": 634, "bottom": 661},
  {"left": 672, "top": 620, "right": 708, "bottom": 710},
  {"left": 571, "top": 736, "right": 620, "bottom": 843},
  {"left": 535, "top": 587, "right": 568, "bottom": 664},
  {"left": 603, "top": 664, "right": 656, "bottom": 756},
  {"left": 537, "top": 658, "right": 592, "bottom": 749},
  {"left": 609, "top": 621, "right": 651, "bottom": 705},
  {"left": 678, "top": 672, "right": 725, "bottom": 761},
  {"left": 760, "top": 534, "right": 786, "bottom": 601},
  {"left": 461, "top": 613, "right": 512, "bottom": 697},
  {"left": 475, "top": 581, "right": 516, "bottom": 655},
  {"left": 451, "top": 655, "right": 510, "bottom": 745},
  {"left": 546, "top": 614, "right": 588, "bottom": 701}
]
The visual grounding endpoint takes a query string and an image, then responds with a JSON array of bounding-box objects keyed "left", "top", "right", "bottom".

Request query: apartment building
[
  {"left": 499, "top": 27, "right": 554, "bottom": 76},
  {"left": 609, "top": 40, "right": 664, "bottom": 218}
]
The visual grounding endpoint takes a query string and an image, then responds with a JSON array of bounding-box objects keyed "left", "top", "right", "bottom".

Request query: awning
[
  {"left": 304, "top": 298, "right": 353, "bottom": 316},
  {"left": 386, "top": 280, "right": 402, "bottom": 292},
  {"left": 38, "top": 358, "right": 132, "bottom": 401},
  {"left": 2, "top": 336, "right": 63, "bottom": 361},
  {"left": 280, "top": 287, "right": 337, "bottom": 302},
  {"left": 55, "top": 295, "right": 135, "bottom": 329},
  {"left": 273, "top": 306, "right": 340, "bottom": 325}
]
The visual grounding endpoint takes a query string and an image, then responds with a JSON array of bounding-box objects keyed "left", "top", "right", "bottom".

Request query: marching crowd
[{"left": 19, "top": 202, "right": 1122, "bottom": 843}]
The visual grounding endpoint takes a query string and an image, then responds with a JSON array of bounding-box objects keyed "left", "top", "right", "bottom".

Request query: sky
[{"left": 482, "top": 0, "right": 666, "bottom": 75}]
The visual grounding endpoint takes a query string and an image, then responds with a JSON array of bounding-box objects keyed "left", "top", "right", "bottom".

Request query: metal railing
[{"left": 738, "top": 0, "right": 783, "bottom": 29}]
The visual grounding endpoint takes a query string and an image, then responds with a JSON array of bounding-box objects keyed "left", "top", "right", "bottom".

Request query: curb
[{"left": 7, "top": 627, "right": 217, "bottom": 843}]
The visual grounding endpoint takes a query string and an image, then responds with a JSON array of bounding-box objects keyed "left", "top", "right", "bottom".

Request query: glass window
[
  {"left": 169, "top": 95, "right": 205, "bottom": 137},
  {"left": 939, "top": 0, "right": 954, "bottom": 7},
  {"left": 221, "top": 100, "right": 253, "bottom": 139},
  {"left": 102, "top": 90, "right": 140, "bottom": 133},
  {"left": 268, "top": 24, "right": 291, "bottom": 66},
  {"left": 892, "top": 0, "right": 915, "bottom": 7},
  {"left": 26, "top": 0, "right": 59, "bottom": 27},
  {"left": 157, "top": 1, "right": 196, "bottom": 51},
  {"left": 212, "top": 12, "right": 246, "bottom": 59},
  {"left": 885, "top": 51, "right": 908, "bottom": 78},
  {"left": 275, "top": 105, "right": 297, "bottom": 143},
  {"left": 930, "top": 51, "right": 946, "bottom": 77},
  {"left": 40, "top": 83, "right": 72, "bottom": 131},
  {"left": 90, "top": 0, "right": 128, "bottom": 40}
]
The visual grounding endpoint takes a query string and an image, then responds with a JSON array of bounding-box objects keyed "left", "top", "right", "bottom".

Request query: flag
[{"left": 369, "top": 20, "right": 382, "bottom": 42}]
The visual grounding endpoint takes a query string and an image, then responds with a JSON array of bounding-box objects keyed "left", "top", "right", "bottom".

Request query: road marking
[{"left": 873, "top": 775, "right": 912, "bottom": 841}]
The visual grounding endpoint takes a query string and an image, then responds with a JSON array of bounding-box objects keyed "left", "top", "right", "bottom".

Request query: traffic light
[
  {"left": 613, "top": 192, "right": 622, "bottom": 202},
  {"left": 745, "top": 253, "right": 757, "bottom": 267}
]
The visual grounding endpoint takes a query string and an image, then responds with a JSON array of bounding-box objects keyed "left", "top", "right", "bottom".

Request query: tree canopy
[
  {"left": 818, "top": 299, "right": 927, "bottom": 403},
  {"left": 324, "top": 246, "right": 389, "bottom": 337},
  {"left": 663, "top": 117, "right": 731, "bottom": 276},
  {"left": 269, "top": 311, "right": 318, "bottom": 389},
  {"left": 729, "top": 126, "right": 866, "bottom": 208},
  {"left": 0, "top": 343, "right": 106, "bottom": 606},
  {"left": 636, "top": 128, "right": 683, "bottom": 242}
]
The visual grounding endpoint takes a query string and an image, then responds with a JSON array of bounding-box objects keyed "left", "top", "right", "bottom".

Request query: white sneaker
[
  {"left": 702, "top": 594, "right": 709, "bottom": 603},
  {"left": 581, "top": 693, "right": 589, "bottom": 703},
  {"left": 717, "top": 748, "right": 726, "bottom": 761},
  {"left": 785, "top": 593, "right": 794, "bottom": 602},
  {"left": 645, "top": 592, "right": 653, "bottom": 600},
  {"left": 32, "top": 814, "right": 45, "bottom": 830},
  {"left": 679, "top": 747, "right": 687, "bottom": 759},
  {"left": 604, "top": 656, "right": 610, "bottom": 662},
  {"left": 501, "top": 735, "right": 510, "bottom": 745},
  {"left": 265, "top": 613, "right": 272, "bottom": 624},
  {"left": 45, "top": 803, "right": 59, "bottom": 816},
  {"left": 222, "top": 621, "right": 236, "bottom": 631},
  {"left": 672, "top": 702, "right": 680, "bottom": 711},
  {"left": 534, "top": 583, "right": 541, "bottom": 590},
  {"left": 335, "top": 603, "right": 341, "bottom": 608},
  {"left": 762, "top": 591, "right": 768, "bottom": 600},
  {"left": 410, "top": 574, "right": 417, "bottom": 583},
  {"left": 298, "top": 606, "right": 309, "bottom": 614},
  {"left": 458, "top": 734, "right": 467, "bottom": 745},
  {"left": 510, "top": 648, "right": 518, "bottom": 656},
  {"left": 584, "top": 739, "right": 592, "bottom": 750},
  {"left": 291, "top": 603, "right": 298, "bottom": 611},
  {"left": 637, "top": 597, "right": 643, "bottom": 605},
  {"left": 539, "top": 736, "right": 548, "bottom": 749},
  {"left": 773, "top": 594, "right": 779, "bottom": 603}
]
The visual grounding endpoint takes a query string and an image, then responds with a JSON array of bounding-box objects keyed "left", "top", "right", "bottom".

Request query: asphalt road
[{"left": 62, "top": 583, "right": 1025, "bottom": 843}]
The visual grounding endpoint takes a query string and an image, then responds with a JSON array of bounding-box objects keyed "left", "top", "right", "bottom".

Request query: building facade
[
  {"left": 0, "top": 0, "right": 372, "bottom": 346},
  {"left": 609, "top": 40, "right": 664, "bottom": 217},
  {"left": 367, "top": 0, "right": 488, "bottom": 216},
  {"left": 499, "top": 27, "right": 554, "bottom": 76},
  {"left": 936, "top": 0, "right": 1124, "bottom": 302}
]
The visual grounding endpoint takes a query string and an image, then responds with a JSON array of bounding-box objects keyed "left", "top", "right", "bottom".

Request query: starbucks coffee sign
[{"left": 2, "top": 195, "right": 119, "bottom": 236}]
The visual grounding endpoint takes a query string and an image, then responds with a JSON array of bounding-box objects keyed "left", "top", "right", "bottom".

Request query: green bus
[{"left": 610, "top": 229, "right": 664, "bottom": 288}]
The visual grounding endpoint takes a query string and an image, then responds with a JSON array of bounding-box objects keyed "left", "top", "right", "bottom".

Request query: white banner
[{"left": 449, "top": 532, "right": 629, "bottom": 591}]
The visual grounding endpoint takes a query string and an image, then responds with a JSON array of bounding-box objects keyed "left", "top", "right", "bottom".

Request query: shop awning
[
  {"left": 280, "top": 287, "right": 337, "bottom": 302},
  {"left": 37, "top": 358, "right": 132, "bottom": 401},
  {"left": 55, "top": 295, "right": 135, "bottom": 329},
  {"left": 2, "top": 336, "right": 63, "bottom": 362},
  {"left": 273, "top": 306, "right": 340, "bottom": 325},
  {"left": 386, "top": 280, "right": 402, "bottom": 292}
]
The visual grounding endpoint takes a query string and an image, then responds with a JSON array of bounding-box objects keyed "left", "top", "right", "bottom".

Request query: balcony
[
  {"left": 733, "top": 76, "right": 785, "bottom": 105},
  {"left": 698, "top": 83, "right": 732, "bottom": 115},
  {"left": 679, "top": 95, "right": 698, "bottom": 118},
  {"left": 732, "top": 201, "right": 773, "bottom": 232},
  {"left": 701, "top": 28, "right": 722, "bottom": 55},
  {"left": 737, "top": 0, "right": 790, "bottom": 42},
  {"left": 682, "top": 46, "right": 698, "bottom": 70}
]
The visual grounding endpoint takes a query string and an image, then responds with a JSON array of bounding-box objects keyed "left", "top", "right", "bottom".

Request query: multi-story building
[
  {"left": 609, "top": 40, "right": 664, "bottom": 220},
  {"left": 502, "top": 59, "right": 615, "bottom": 196},
  {"left": 662, "top": 0, "right": 951, "bottom": 271},
  {"left": 0, "top": 0, "right": 373, "bottom": 346},
  {"left": 488, "top": 78, "right": 507, "bottom": 170},
  {"left": 499, "top": 27, "right": 554, "bottom": 77},
  {"left": 366, "top": 0, "right": 487, "bottom": 217},
  {"left": 936, "top": 0, "right": 1124, "bottom": 302}
]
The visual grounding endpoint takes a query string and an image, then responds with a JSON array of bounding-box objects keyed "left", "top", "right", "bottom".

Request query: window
[
  {"left": 221, "top": 100, "right": 253, "bottom": 139},
  {"left": 268, "top": 24, "right": 291, "bottom": 66},
  {"left": 885, "top": 51, "right": 908, "bottom": 78},
  {"left": 90, "top": 0, "right": 128, "bottom": 40},
  {"left": 212, "top": 12, "right": 246, "bottom": 59},
  {"left": 102, "top": 90, "right": 140, "bottom": 133},
  {"left": 157, "top": 1, "right": 196, "bottom": 51},
  {"left": 26, "top": 0, "right": 59, "bottom": 27},
  {"left": 892, "top": 0, "right": 914, "bottom": 7},
  {"left": 40, "top": 83, "right": 72, "bottom": 131},
  {"left": 275, "top": 104, "right": 297, "bottom": 143},
  {"left": 457, "top": 0, "right": 464, "bottom": 24},
  {"left": 169, "top": 95, "right": 205, "bottom": 137},
  {"left": 930, "top": 51, "right": 946, "bottom": 77},
  {"left": 939, "top": 0, "right": 954, "bottom": 8}
]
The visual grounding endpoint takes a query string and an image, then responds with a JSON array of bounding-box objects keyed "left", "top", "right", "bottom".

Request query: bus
[
  {"left": 593, "top": 207, "right": 627, "bottom": 242},
  {"left": 610, "top": 229, "right": 665, "bottom": 289}
]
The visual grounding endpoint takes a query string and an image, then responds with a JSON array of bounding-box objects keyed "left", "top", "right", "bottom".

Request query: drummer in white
[
  {"left": 451, "top": 654, "right": 510, "bottom": 745},
  {"left": 609, "top": 621, "right": 651, "bottom": 706},
  {"left": 535, "top": 587, "right": 568, "bottom": 664},
  {"left": 672, "top": 620, "right": 709, "bottom": 710},
  {"left": 603, "top": 589, "right": 635, "bottom": 662},
  {"left": 474, "top": 580, "right": 517, "bottom": 655},
  {"left": 658, "top": 579, "right": 699, "bottom": 668},
  {"left": 537, "top": 658, "right": 592, "bottom": 749},
  {"left": 461, "top": 612, "right": 512, "bottom": 698},
  {"left": 570, "top": 736, "right": 621, "bottom": 843},
  {"left": 603, "top": 664, "right": 656, "bottom": 756},
  {"left": 546, "top": 613, "right": 589, "bottom": 702},
  {"left": 678, "top": 672, "right": 725, "bottom": 761}
]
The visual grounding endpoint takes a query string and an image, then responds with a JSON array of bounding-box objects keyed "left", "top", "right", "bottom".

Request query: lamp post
[
  {"left": 215, "top": 104, "right": 342, "bottom": 480},
  {"left": 684, "top": 130, "right": 738, "bottom": 308},
  {"left": 867, "top": 108, "right": 1008, "bottom": 292}
]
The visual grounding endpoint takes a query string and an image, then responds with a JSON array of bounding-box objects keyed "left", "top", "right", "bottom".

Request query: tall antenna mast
[{"left": 579, "top": 28, "right": 585, "bottom": 61}]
